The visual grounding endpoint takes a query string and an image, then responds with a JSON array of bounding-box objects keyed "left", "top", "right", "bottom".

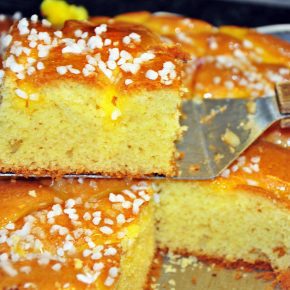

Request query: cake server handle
[{"left": 275, "top": 82, "right": 290, "bottom": 128}]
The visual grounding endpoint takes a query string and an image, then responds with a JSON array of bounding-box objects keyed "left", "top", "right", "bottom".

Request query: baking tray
[{"left": 151, "top": 24, "right": 289, "bottom": 290}]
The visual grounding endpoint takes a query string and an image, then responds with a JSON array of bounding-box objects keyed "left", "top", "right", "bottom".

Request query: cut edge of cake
[{"left": 0, "top": 17, "right": 187, "bottom": 177}]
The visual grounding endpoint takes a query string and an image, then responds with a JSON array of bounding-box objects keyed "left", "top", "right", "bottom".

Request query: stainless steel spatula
[
  {"left": 175, "top": 82, "right": 290, "bottom": 180},
  {"left": 1, "top": 82, "right": 289, "bottom": 181}
]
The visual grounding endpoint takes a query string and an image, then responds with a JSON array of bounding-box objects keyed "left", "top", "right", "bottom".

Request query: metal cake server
[
  {"left": 1, "top": 82, "right": 289, "bottom": 181},
  {"left": 174, "top": 82, "right": 290, "bottom": 180}
]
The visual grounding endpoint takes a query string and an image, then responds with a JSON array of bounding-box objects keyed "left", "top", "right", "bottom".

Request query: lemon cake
[
  {"left": 0, "top": 16, "right": 186, "bottom": 177},
  {"left": 1, "top": 9, "right": 290, "bottom": 288},
  {"left": 0, "top": 178, "right": 154, "bottom": 289}
]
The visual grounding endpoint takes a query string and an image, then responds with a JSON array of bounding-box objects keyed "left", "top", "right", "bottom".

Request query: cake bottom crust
[
  {"left": 0, "top": 164, "right": 177, "bottom": 179},
  {"left": 158, "top": 248, "right": 273, "bottom": 271},
  {"left": 150, "top": 248, "right": 290, "bottom": 290}
]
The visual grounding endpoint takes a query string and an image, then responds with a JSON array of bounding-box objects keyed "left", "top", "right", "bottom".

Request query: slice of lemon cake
[
  {"left": 0, "top": 178, "right": 154, "bottom": 289},
  {"left": 0, "top": 16, "right": 186, "bottom": 177}
]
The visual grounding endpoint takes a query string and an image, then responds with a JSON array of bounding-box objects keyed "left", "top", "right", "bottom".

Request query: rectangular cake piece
[
  {"left": 155, "top": 140, "right": 290, "bottom": 272},
  {"left": 0, "top": 178, "right": 155, "bottom": 290},
  {"left": 0, "top": 17, "right": 185, "bottom": 177}
]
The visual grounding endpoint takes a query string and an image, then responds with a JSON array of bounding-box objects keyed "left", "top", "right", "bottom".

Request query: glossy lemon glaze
[
  {"left": 4, "top": 19, "right": 186, "bottom": 94},
  {"left": 0, "top": 179, "right": 152, "bottom": 289}
]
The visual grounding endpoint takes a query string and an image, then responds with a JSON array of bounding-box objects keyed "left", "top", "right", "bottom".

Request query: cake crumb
[
  {"left": 188, "top": 164, "right": 200, "bottom": 173},
  {"left": 200, "top": 105, "right": 227, "bottom": 124},
  {"left": 246, "top": 101, "right": 256, "bottom": 114},
  {"left": 214, "top": 153, "right": 224, "bottom": 163},
  {"left": 28, "top": 190, "right": 37, "bottom": 197},
  {"left": 235, "top": 272, "right": 243, "bottom": 280},
  {"left": 221, "top": 128, "right": 241, "bottom": 148},
  {"left": 164, "top": 264, "right": 176, "bottom": 273},
  {"left": 168, "top": 279, "right": 176, "bottom": 286}
]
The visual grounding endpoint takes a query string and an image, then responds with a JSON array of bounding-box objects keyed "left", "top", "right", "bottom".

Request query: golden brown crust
[
  {"left": 3, "top": 18, "right": 187, "bottom": 95},
  {"left": 0, "top": 164, "right": 176, "bottom": 179},
  {"left": 218, "top": 140, "right": 290, "bottom": 209},
  {"left": 277, "top": 270, "right": 290, "bottom": 290},
  {"left": 0, "top": 15, "right": 14, "bottom": 66},
  {"left": 197, "top": 140, "right": 290, "bottom": 209},
  {"left": 113, "top": 11, "right": 214, "bottom": 36},
  {"left": 0, "top": 17, "right": 13, "bottom": 33},
  {"left": 261, "top": 123, "right": 290, "bottom": 148}
]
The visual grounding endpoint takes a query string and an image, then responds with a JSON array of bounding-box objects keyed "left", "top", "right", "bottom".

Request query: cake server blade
[
  {"left": 175, "top": 93, "right": 287, "bottom": 180},
  {"left": 173, "top": 81, "right": 290, "bottom": 180},
  {"left": 0, "top": 83, "right": 289, "bottom": 181}
]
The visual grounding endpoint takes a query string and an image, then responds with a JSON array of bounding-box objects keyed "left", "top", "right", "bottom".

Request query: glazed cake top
[
  {"left": 0, "top": 179, "right": 152, "bottom": 289},
  {"left": 95, "top": 11, "right": 290, "bottom": 99},
  {"left": 1, "top": 15, "right": 186, "bottom": 102}
]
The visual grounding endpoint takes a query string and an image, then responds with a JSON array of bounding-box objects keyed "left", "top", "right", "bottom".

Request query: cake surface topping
[
  {"left": 100, "top": 11, "right": 290, "bottom": 99},
  {"left": 1, "top": 15, "right": 186, "bottom": 103},
  {"left": 0, "top": 179, "right": 152, "bottom": 288}
]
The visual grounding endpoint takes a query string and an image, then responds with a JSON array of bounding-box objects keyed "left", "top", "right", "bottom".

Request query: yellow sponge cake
[
  {"left": 155, "top": 140, "right": 290, "bottom": 271},
  {"left": 0, "top": 17, "right": 186, "bottom": 177},
  {"left": 0, "top": 178, "right": 154, "bottom": 289}
]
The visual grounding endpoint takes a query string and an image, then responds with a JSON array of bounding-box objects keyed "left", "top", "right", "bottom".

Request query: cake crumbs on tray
[
  {"left": 200, "top": 105, "right": 227, "bottom": 124},
  {"left": 147, "top": 249, "right": 280, "bottom": 290},
  {"left": 188, "top": 164, "right": 200, "bottom": 173},
  {"left": 246, "top": 100, "right": 257, "bottom": 114},
  {"left": 221, "top": 128, "right": 241, "bottom": 148}
]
